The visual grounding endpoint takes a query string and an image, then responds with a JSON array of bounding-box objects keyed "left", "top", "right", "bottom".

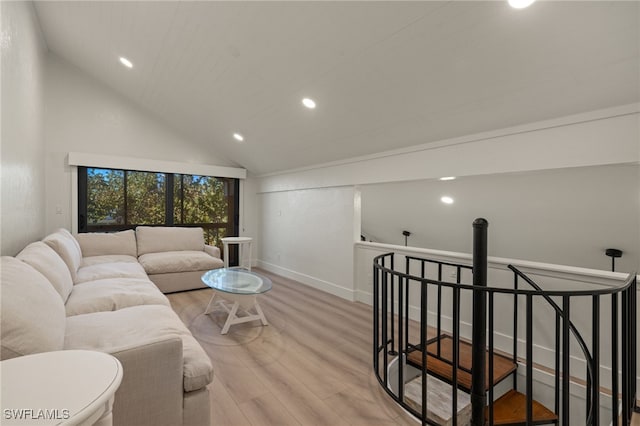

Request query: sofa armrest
[
  {"left": 204, "top": 244, "right": 221, "bottom": 259},
  {"left": 110, "top": 336, "right": 184, "bottom": 426}
]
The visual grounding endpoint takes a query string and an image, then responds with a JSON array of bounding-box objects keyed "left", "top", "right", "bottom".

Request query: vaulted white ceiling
[{"left": 34, "top": 1, "right": 639, "bottom": 175}]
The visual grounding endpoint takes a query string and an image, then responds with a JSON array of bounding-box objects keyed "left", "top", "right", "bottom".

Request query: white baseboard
[{"left": 257, "top": 260, "right": 355, "bottom": 301}]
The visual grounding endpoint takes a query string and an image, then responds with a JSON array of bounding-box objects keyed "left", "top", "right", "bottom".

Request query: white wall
[
  {"left": 1, "top": 2, "right": 47, "bottom": 255},
  {"left": 43, "top": 54, "right": 237, "bottom": 233},
  {"left": 240, "top": 176, "right": 260, "bottom": 264},
  {"left": 361, "top": 164, "right": 640, "bottom": 272},
  {"left": 258, "top": 186, "right": 358, "bottom": 300},
  {"left": 256, "top": 106, "right": 639, "bottom": 300}
]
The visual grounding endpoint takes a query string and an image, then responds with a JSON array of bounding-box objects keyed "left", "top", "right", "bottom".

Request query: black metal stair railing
[{"left": 372, "top": 219, "right": 638, "bottom": 426}]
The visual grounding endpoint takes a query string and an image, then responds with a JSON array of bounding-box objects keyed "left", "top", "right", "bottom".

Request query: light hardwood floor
[
  {"left": 167, "top": 268, "right": 418, "bottom": 426},
  {"left": 168, "top": 269, "right": 640, "bottom": 426}
]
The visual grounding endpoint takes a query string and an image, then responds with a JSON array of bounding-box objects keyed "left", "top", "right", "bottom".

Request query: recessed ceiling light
[
  {"left": 441, "top": 196, "right": 454, "bottom": 204},
  {"left": 302, "top": 98, "right": 316, "bottom": 109},
  {"left": 508, "top": 0, "right": 535, "bottom": 9},
  {"left": 439, "top": 176, "right": 456, "bottom": 181},
  {"left": 233, "top": 133, "right": 244, "bottom": 142},
  {"left": 119, "top": 56, "right": 133, "bottom": 68}
]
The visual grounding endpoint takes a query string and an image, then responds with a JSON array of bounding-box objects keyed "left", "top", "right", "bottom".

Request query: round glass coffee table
[{"left": 201, "top": 268, "right": 272, "bottom": 334}]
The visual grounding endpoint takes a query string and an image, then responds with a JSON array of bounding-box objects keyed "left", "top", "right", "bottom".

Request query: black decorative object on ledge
[
  {"left": 605, "top": 248, "right": 623, "bottom": 272},
  {"left": 402, "top": 230, "right": 411, "bottom": 246}
]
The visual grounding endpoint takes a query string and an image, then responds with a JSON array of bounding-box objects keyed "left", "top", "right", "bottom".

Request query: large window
[
  {"left": 78, "top": 167, "right": 239, "bottom": 250},
  {"left": 172, "top": 174, "right": 234, "bottom": 245}
]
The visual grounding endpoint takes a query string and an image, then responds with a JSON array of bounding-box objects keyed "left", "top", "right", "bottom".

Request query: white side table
[
  {"left": 221, "top": 237, "right": 253, "bottom": 271},
  {"left": 1, "top": 350, "right": 123, "bottom": 426}
]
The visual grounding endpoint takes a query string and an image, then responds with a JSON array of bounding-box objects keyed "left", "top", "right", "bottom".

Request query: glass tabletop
[{"left": 201, "top": 268, "right": 272, "bottom": 295}]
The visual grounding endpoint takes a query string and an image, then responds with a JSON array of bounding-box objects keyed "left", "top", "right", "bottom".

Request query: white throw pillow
[
  {"left": 42, "top": 229, "right": 83, "bottom": 281},
  {"left": 136, "top": 226, "right": 205, "bottom": 256},
  {"left": 17, "top": 241, "right": 74, "bottom": 303},
  {"left": 0, "top": 257, "right": 66, "bottom": 360}
]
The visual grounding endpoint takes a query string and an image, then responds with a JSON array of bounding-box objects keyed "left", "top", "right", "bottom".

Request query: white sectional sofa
[{"left": 1, "top": 227, "right": 222, "bottom": 426}]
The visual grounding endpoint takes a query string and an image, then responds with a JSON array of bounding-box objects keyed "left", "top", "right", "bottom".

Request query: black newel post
[{"left": 471, "top": 218, "right": 488, "bottom": 426}]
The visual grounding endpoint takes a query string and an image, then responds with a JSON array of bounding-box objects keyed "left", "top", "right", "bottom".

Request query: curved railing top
[
  {"left": 360, "top": 240, "right": 630, "bottom": 286},
  {"left": 373, "top": 252, "right": 637, "bottom": 297}
]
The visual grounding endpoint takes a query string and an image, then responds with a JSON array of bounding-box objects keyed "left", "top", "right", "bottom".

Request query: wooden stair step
[
  {"left": 404, "top": 374, "right": 472, "bottom": 426},
  {"left": 487, "top": 389, "right": 558, "bottom": 425},
  {"left": 406, "top": 335, "right": 517, "bottom": 392}
]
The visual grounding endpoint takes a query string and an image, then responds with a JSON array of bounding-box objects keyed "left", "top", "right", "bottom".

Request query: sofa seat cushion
[
  {"left": 42, "top": 229, "right": 82, "bottom": 281},
  {"left": 16, "top": 242, "right": 74, "bottom": 303},
  {"left": 75, "top": 230, "right": 137, "bottom": 258},
  {"left": 139, "top": 251, "right": 224, "bottom": 275},
  {"left": 64, "top": 305, "right": 213, "bottom": 392},
  {"left": 65, "top": 278, "right": 170, "bottom": 316},
  {"left": 1, "top": 257, "right": 66, "bottom": 360},
  {"left": 75, "top": 261, "right": 148, "bottom": 284},
  {"left": 82, "top": 255, "right": 139, "bottom": 267}
]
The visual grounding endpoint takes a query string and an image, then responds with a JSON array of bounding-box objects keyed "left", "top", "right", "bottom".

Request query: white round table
[
  {"left": 1, "top": 350, "right": 123, "bottom": 426},
  {"left": 221, "top": 236, "right": 253, "bottom": 270}
]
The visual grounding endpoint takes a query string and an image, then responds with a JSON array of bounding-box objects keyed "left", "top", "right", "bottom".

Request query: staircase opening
[{"left": 372, "top": 218, "right": 638, "bottom": 425}]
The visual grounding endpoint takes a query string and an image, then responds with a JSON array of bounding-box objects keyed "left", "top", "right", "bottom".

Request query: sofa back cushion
[
  {"left": 136, "top": 226, "right": 205, "bottom": 256},
  {"left": 42, "top": 228, "right": 82, "bottom": 281},
  {"left": 75, "top": 229, "right": 137, "bottom": 258},
  {"left": 1, "top": 257, "right": 66, "bottom": 360},
  {"left": 16, "top": 242, "right": 74, "bottom": 303}
]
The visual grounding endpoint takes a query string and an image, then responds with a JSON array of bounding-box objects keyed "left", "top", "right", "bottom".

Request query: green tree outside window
[{"left": 80, "top": 167, "right": 238, "bottom": 250}]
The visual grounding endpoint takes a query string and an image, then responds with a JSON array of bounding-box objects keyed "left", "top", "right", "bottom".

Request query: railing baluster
[
  {"left": 555, "top": 306, "right": 560, "bottom": 417},
  {"left": 405, "top": 278, "right": 410, "bottom": 355},
  {"left": 382, "top": 264, "right": 388, "bottom": 387},
  {"left": 631, "top": 277, "right": 637, "bottom": 415},
  {"left": 405, "top": 258, "right": 410, "bottom": 355},
  {"left": 456, "top": 264, "right": 463, "bottom": 426},
  {"left": 591, "top": 295, "right": 600, "bottom": 424},
  {"left": 562, "top": 295, "right": 570, "bottom": 426},
  {"left": 611, "top": 293, "right": 618, "bottom": 426},
  {"left": 373, "top": 264, "right": 379, "bottom": 376},
  {"left": 398, "top": 276, "right": 404, "bottom": 402},
  {"left": 526, "top": 294, "right": 533, "bottom": 425},
  {"left": 586, "top": 343, "right": 592, "bottom": 419},
  {"left": 488, "top": 292, "right": 495, "bottom": 426},
  {"left": 452, "top": 286, "right": 460, "bottom": 426},
  {"left": 622, "top": 288, "right": 629, "bottom": 424},
  {"left": 390, "top": 255, "right": 396, "bottom": 356},
  {"left": 421, "top": 261, "right": 426, "bottom": 351},
  {"left": 513, "top": 273, "right": 519, "bottom": 391},
  {"left": 437, "top": 263, "right": 443, "bottom": 356},
  {"left": 420, "top": 280, "right": 427, "bottom": 426}
]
